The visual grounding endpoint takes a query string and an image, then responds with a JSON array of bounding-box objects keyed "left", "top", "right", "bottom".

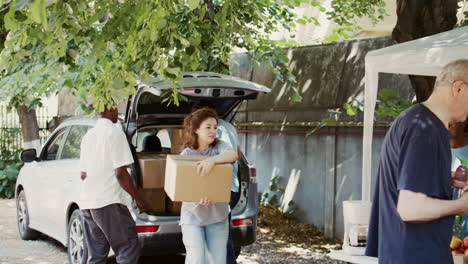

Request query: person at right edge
[{"left": 365, "top": 59, "right": 468, "bottom": 264}]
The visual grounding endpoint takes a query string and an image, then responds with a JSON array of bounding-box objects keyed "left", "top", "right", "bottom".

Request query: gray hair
[{"left": 435, "top": 59, "right": 468, "bottom": 90}]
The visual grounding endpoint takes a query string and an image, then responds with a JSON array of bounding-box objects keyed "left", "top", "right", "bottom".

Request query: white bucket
[
  {"left": 342, "top": 200, "right": 372, "bottom": 255},
  {"left": 343, "top": 200, "right": 371, "bottom": 225}
]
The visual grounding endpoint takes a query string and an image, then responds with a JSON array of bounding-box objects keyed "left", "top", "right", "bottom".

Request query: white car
[{"left": 15, "top": 72, "right": 270, "bottom": 264}]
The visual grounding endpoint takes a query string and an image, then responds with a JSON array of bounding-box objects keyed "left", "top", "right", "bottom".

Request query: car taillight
[
  {"left": 136, "top": 225, "right": 159, "bottom": 233},
  {"left": 249, "top": 167, "right": 256, "bottom": 177},
  {"left": 232, "top": 218, "right": 253, "bottom": 226}
]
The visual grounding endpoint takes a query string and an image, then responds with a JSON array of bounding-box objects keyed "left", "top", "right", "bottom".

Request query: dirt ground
[{"left": 0, "top": 199, "right": 344, "bottom": 264}]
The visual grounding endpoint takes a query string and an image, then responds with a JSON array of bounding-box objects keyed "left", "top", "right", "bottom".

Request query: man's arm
[
  {"left": 116, "top": 166, "right": 149, "bottom": 213},
  {"left": 397, "top": 189, "right": 468, "bottom": 222}
]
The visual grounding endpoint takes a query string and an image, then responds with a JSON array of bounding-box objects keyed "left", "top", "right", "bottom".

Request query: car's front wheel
[
  {"left": 16, "top": 191, "right": 40, "bottom": 240},
  {"left": 68, "top": 209, "right": 88, "bottom": 264}
]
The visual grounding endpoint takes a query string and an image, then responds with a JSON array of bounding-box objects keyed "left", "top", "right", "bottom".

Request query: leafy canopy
[{"left": 0, "top": 0, "right": 387, "bottom": 112}]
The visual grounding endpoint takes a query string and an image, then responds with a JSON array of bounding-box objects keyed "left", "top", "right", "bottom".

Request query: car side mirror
[{"left": 20, "top": 149, "right": 37, "bottom": 163}]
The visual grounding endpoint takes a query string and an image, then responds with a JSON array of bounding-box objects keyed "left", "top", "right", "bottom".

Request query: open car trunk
[
  {"left": 129, "top": 125, "right": 251, "bottom": 216},
  {"left": 124, "top": 72, "right": 270, "bottom": 126},
  {"left": 130, "top": 126, "right": 184, "bottom": 216},
  {"left": 124, "top": 72, "right": 270, "bottom": 216}
]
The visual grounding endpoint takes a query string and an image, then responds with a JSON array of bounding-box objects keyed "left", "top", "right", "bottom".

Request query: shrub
[{"left": 0, "top": 128, "right": 23, "bottom": 198}]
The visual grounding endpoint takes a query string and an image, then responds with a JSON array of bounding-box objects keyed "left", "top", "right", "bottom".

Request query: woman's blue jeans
[{"left": 182, "top": 219, "right": 229, "bottom": 264}]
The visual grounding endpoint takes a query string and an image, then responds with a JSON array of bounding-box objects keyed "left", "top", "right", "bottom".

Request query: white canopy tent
[{"left": 362, "top": 26, "right": 468, "bottom": 201}]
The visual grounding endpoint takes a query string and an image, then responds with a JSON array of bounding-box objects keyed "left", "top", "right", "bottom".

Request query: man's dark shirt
[{"left": 365, "top": 104, "right": 453, "bottom": 264}]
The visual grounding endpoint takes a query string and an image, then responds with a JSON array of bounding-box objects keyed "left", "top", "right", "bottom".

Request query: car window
[
  {"left": 156, "top": 129, "right": 171, "bottom": 148},
  {"left": 60, "top": 125, "right": 90, "bottom": 160},
  {"left": 131, "top": 127, "right": 174, "bottom": 152},
  {"left": 132, "top": 130, "right": 155, "bottom": 152},
  {"left": 217, "top": 120, "right": 238, "bottom": 150},
  {"left": 44, "top": 129, "right": 68, "bottom": 161}
]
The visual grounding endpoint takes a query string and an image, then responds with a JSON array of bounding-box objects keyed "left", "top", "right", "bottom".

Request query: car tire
[
  {"left": 235, "top": 247, "right": 241, "bottom": 259},
  {"left": 68, "top": 209, "right": 88, "bottom": 264},
  {"left": 16, "top": 191, "right": 40, "bottom": 240}
]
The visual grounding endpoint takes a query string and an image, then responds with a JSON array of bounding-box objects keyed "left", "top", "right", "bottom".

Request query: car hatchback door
[{"left": 124, "top": 72, "right": 271, "bottom": 126}]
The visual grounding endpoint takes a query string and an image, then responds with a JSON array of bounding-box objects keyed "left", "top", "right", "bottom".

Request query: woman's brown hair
[{"left": 183, "top": 107, "right": 219, "bottom": 150}]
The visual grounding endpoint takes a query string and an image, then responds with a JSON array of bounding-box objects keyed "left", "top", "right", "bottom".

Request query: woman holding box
[{"left": 179, "top": 107, "right": 238, "bottom": 264}]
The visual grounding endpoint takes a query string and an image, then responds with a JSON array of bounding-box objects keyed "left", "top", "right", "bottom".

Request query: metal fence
[{"left": 0, "top": 104, "right": 52, "bottom": 155}]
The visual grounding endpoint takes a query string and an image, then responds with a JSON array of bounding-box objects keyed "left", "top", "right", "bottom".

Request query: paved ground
[
  {"left": 0, "top": 199, "right": 342, "bottom": 264},
  {"left": 0, "top": 199, "right": 187, "bottom": 264}
]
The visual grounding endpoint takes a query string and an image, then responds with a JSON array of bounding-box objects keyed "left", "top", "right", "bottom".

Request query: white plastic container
[{"left": 343, "top": 200, "right": 372, "bottom": 255}]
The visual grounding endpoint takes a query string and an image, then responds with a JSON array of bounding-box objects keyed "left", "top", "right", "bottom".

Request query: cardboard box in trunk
[
  {"left": 138, "top": 188, "right": 166, "bottom": 213},
  {"left": 165, "top": 196, "right": 182, "bottom": 213},
  {"left": 136, "top": 153, "right": 166, "bottom": 188},
  {"left": 171, "top": 128, "right": 185, "bottom": 154},
  {"left": 164, "top": 155, "right": 232, "bottom": 202}
]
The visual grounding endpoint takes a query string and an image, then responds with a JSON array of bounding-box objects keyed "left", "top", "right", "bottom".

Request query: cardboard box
[
  {"left": 138, "top": 188, "right": 166, "bottom": 213},
  {"left": 136, "top": 153, "right": 166, "bottom": 188},
  {"left": 171, "top": 128, "right": 185, "bottom": 154},
  {"left": 165, "top": 196, "right": 182, "bottom": 213},
  {"left": 164, "top": 155, "right": 232, "bottom": 202}
]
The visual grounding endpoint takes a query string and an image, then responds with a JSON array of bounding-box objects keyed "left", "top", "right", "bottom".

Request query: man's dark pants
[
  {"left": 226, "top": 191, "right": 240, "bottom": 264},
  {"left": 82, "top": 203, "right": 139, "bottom": 264}
]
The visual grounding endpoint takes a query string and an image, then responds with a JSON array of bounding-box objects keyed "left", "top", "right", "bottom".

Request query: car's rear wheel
[
  {"left": 68, "top": 209, "right": 88, "bottom": 264},
  {"left": 16, "top": 191, "right": 40, "bottom": 240}
]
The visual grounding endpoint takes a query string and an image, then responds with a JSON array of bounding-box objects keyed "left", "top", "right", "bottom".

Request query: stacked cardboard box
[
  {"left": 136, "top": 153, "right": 166, "bottom": 188},
  {"left": 136, "top": 153, "right": 166, "bottom": 213},
  {"left": 166, "top": 196, "right": 182, "bottom": 213},
  {"left": 136, "top": 150, "right": 232, "bottom": 213},
  {"left": 171, "top": 128, "right": 185, "bottom": 154},
  {"left": 138, "top": 188, "right": 166, "bottom": 212}
]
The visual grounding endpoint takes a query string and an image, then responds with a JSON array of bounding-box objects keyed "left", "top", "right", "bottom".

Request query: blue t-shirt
[{"left": 365, "top": 104, "right": 453, "bottom": 264}]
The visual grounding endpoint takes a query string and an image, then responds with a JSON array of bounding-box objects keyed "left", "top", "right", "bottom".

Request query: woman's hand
[
  {"left": 199, "top": 197, "right": 211, "bottom": 206},
  {"left": 197, "top": 158, "right": 215, "bottom": 177}
]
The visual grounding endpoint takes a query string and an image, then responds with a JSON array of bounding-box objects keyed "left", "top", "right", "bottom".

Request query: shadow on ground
[{"left": 106, "top": 254, "right": 185, "bottom": 264}]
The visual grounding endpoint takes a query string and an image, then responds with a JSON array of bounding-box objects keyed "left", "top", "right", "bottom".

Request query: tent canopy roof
[
  {"left": 361, "top": 26, "right": 468, "bottom": 201},
  {"left": 365, "top": 26, "right": 468, "bottom": 76}
]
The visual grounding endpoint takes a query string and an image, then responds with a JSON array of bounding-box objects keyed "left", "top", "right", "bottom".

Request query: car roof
[{"left": 56, "top": 116, "right": 97, "bottom": 130}]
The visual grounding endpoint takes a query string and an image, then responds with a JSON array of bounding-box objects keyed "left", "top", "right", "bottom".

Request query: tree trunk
[
  {"left": 16, "top": 104, "right": 41, "bottom": 151},
  {"left": 392, "top": 0, "right": 458, "bottom": 102}
]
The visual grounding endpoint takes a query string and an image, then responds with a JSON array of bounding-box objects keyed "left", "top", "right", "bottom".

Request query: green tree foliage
[
  {"left": 0, "top": 0, "right": 390, "bottom": 113},
  {"left": 460, "top": 0, "right": 468, "bottom": 26}
]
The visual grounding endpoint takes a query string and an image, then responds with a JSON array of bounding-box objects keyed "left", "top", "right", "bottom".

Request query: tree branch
[{"left": 204, "top": 0, "right": 215, "bottom": 11}]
